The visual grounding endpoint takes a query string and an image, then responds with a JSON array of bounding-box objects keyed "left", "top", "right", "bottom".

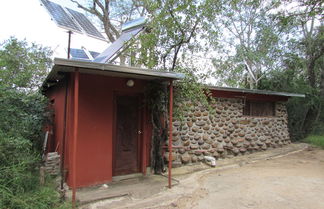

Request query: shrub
[{"left": 0, "top": 87, "right": 66, "bottom": 208}]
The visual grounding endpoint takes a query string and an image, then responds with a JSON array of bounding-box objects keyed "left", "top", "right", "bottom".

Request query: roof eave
[
  {"left": 53, "top": 58, "right": 185, "bottom": 80},
  {"left": 207, "top": 85, "right": 305, "bottom": 98},
  {"left": 41, "top": 58, "right": 185, "bottom": 92}
]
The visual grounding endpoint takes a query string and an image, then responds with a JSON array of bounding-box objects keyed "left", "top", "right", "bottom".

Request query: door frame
[{"left": 112, "top": 92, "right": 143, "bottom": 176}]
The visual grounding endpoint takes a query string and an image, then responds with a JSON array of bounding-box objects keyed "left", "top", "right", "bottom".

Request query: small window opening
[{"left": 243, "top": 100, "right": 275, "bottom": 117}]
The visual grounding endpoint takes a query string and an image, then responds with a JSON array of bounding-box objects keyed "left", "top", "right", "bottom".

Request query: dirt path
[
  {"left": 161, "top": 148, "right": 324, "bottom": 209},
  {"left": 85, "top": 145, "right": 324, "bottom": 209}
]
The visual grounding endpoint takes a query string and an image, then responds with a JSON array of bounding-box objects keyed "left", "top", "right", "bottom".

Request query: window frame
[{"left": 243, "top": 100, "right": 276, "bottom": 117}]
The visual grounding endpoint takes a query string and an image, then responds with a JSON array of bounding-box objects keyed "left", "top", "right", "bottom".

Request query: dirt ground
[
  {"left": 83, "top": 145, "right": 324, "bottom": 209},
  {"left": 159, "top": 148, "right": 324, "bottom": 209}
]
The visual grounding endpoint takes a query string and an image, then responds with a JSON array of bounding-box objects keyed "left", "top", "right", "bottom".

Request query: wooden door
[{"left": 113, "top": 95, "right": 141, "bottom": 176}]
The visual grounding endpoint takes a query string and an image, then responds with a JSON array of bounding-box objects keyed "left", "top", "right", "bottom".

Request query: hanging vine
[
  {"left": 145, "top": 81, "right": 169, "bottom": 174},
  {"left": 145, "top": 71, "right": 216, "bottom": 174}
]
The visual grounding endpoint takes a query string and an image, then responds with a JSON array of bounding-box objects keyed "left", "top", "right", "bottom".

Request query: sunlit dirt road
[{"left": 160, "top": 148, "right": 324, "bottom": 209}]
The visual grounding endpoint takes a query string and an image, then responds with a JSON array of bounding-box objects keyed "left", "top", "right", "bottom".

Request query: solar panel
[
  {"left": 89, "top": 51, "right": 100, "bottom": 59},
  {"left": 40, "top": 0, "right": 106, "bottom": 41},
  {"left": 66, "top": 8, "right": 106, "bottom": 40},
  {"left": 40, "top": 0, "right": 82, "bottom": 33},
  {"left": 70, "top": 48, "right": 100, "bottom": 61},
  {"left": 93, "top": 26, "right": 145, "bottom": 63},
  {"left": 122, "top": 17, "right": 146, "bottom": 32},
  {"left": 70, "top": 48, "right": 89, "bottom": 60}
]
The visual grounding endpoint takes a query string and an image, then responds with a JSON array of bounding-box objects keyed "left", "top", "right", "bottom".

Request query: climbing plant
[
  {"left": 145, "top": 81, "right": 168, "bottom": 174},
  {"left": 145, "top": 66, "right": 215, "bottom": 173}
]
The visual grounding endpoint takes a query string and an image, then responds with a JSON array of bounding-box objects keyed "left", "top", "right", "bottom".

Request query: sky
[
  {"left": 0, "top": 0, "right": 108, "bottom": 58},
  {"left": 0, "top": 0, "right": 221, "bottom": 84}
]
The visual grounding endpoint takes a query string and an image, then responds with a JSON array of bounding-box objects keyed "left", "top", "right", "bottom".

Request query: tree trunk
[
  {"left": 302, "top": 104, "right": 319, "bottom": 137},
  {"left": 320, "top": 65, "right": 324, "bottom": 99},
  {"left": 307, "top": 57, "right": 317, "bottom": 88}
]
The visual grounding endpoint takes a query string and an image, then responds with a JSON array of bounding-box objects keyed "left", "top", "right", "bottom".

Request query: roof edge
[
  {"left": 207, "top": 85, "right": 305, "bottom": 98},
  {"left": 53, "top": 58, "right": 185, "bottom": 80}
]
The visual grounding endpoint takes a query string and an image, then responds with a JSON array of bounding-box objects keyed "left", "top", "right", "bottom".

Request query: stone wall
[
  {"left": 43, "top": 152, "right": 60, "bottom": 175},
  {"left": 166, "top": 98, "right": 290, "bottom": 166}
]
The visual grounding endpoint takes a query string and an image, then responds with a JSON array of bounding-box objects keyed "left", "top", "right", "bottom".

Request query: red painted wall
[
  {"left": 45, "top": 76, "right": 74, "bottom": 186},
  {"left": 46, "top": 73, "right": 152, "bottom": 188},
  {"left": 45, "top": 79, "right": 67, "bottom": 155},
  {"left": 71, "top": 74, "right": 151, "bottom": 187}
]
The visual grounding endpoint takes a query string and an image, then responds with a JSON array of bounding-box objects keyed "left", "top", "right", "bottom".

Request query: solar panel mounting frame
[
  {"left": 40, "top": 0, "right": 106, "bottom": 41},
  {"left": 40, "top": 0, "right": 83, "bottom": 34}
]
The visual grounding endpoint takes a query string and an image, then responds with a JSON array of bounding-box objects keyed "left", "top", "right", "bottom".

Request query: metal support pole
[
  {"left": 168, "top": 80, "right": 173, "bottom": 189},
  {"left": 60, "top": 74, "right": 69, "bottom": 191},
  {"left": 72, "top": 69, "right": 79, "bottom": 207},
  {"left": 67, "top": 31, "right": 72, "bottom": 59}
]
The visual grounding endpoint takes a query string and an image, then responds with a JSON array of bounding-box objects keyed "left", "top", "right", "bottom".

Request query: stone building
[
  {"left": 168, "top": 86, "right": 304, "bottom": 166},
  {"left": 43, "top": 58, "right": 303, "bottom": 194}
]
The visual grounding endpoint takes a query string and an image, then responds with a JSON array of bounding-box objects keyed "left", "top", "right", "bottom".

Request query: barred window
[{"left": 243, "top": 100, "right": 275, "bottom": 116}]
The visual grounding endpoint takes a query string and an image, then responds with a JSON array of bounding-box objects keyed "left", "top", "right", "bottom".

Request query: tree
[
  {"left": 258, "top": 1, "right": 324, "bottom": 139},
  {"left": 0, "top": 38, "right": 67, "bottom": 208},
  {"left": 137, "top": 0, "right": 210, "bottom": 71},
  {"left": 282, "top": 1, "right": 324, "bottom": 137},
  {"left": 0, "top": 37, "right": 52, "bottom": 91},
  {"left": 207, "top": 0, "right": 285, "bottom": 89},
  {"left": 70, "top": 0, "right": 211, "bottom": 70}
]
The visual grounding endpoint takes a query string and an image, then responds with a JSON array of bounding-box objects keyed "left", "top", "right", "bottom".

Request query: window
[{"left": 243, "top": 100, "right": 275, "bottom": 117}]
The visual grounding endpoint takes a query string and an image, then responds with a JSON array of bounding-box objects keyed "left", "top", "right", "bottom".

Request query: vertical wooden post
[
  {"left": 168, "top": 80, "right": 173, "bottom": 189},
  {"left": 72, "top": 69, "right": 79, "bottom": 207}
]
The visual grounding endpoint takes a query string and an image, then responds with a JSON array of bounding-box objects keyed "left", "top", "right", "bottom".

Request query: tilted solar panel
[
  {"left": 40, "top": 0, "right": 82, "bottom": 33},
  {"left": 93, "top": 26, "right": 144, "bottom": 63},
  {"left": 89, "top": 51, "right": 100, "bottom": 59},
  {"left": 66, "top": 8, "right": 105, "bottom": 40},
  {"left": 122, "top": 17, "right": 146, "bottom": 32},
  {"left": 70, "top": 48, "right": 89, "bottom": 60}
]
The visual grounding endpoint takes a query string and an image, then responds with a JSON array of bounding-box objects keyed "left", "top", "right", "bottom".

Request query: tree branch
[{"left": 70, "top": 0, "right": 104, "bottom": 21}]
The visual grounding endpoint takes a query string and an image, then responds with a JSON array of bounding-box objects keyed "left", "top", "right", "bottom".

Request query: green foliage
[
  {"left": 0, "top": 85, "right": 47, "bottom": 151},
  {"left": 173, "top": 66, "right": 216, "bottom": 121},
  {"left": 133, "top": 0, "right": 215, "bottom": 70},
  {"left": 259, "top": 66, "right": 317, "bottom": 140},
  {"left": 304, "top": 135, "right": 324, "bottom": 149},
  {"left": 0, "top": 37, "right": 52, "bottom": 90},
  {"left": 258, "top": 21, "right": 323, "bottom": 139},
  {"left": 0, "top": 88, "right": 65, "bottom": 209},
  {"left": 209, "top": 0, "right": 285, "bottom": 88},
  {"left": 0, "top": 38, "right": 65, "bottom": 208}
]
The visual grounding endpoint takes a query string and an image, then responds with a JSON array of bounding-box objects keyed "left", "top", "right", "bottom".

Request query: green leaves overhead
[{"left": 135, "top": 0, "right": 212, "bottom": 71}]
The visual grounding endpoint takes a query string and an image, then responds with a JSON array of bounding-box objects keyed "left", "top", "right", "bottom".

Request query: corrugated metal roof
[
  {"left": 42, "top": 58, "right": 185, "bottom": 90},
  {"left": 207, "top": 85, "right": 305, "bottom": 98}
]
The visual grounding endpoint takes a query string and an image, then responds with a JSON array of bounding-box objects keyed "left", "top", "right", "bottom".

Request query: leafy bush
[
  {"left": 259, "top": 67, "right": 321, "bottom": 141},
  {"left": 0, "top": 38, "right": 67, "bottom": 208},
  {"left": 0, "top": 89, "right": 67, "bottom": 209}
]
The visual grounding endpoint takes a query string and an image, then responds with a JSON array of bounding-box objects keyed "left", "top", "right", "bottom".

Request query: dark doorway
[{"left": 113, "top": 95, "right": 141, "bottom": 176}]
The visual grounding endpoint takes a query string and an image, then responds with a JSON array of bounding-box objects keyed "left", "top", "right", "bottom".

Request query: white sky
[
  {"left": 0, "top": 0, "right": 221, "bottom": 84},
  {"left": 0, "top": 0, "right": 108, "bottom": 58}
]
